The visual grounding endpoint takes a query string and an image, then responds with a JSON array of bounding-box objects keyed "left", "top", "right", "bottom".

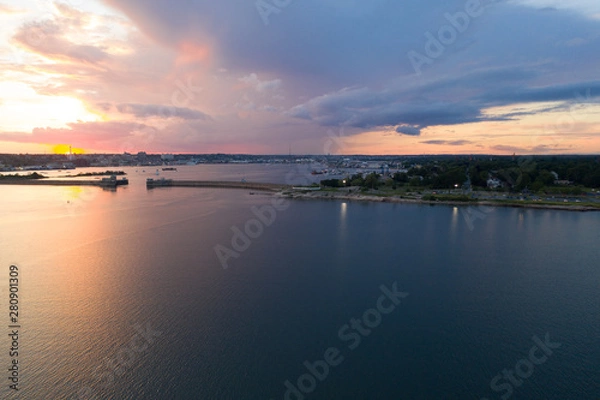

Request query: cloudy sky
[{"left": 1, "top": 0, "right": 599, "bottom": 155}]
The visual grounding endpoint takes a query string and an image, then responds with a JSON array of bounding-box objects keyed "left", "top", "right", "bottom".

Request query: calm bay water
[{"left": 0, "top": 165, "right": 599, "bottom": 399}]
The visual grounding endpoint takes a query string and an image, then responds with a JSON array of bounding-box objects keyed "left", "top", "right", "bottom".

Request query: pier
[{"left": 146, "top": 178, "right": 286, "bottom": 191}]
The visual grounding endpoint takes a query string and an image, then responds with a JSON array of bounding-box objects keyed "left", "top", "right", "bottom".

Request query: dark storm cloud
[{"left": 99, "top": 0, "right": 600, "bottom": 145}]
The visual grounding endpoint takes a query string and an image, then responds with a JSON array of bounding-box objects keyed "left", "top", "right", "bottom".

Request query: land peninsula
[{"left": 279, "top": 187, "right": 600, "bottom": 211}]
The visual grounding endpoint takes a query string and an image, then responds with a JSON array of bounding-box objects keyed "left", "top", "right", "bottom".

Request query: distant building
[
  {"left": 73, "top": 158, "right": 90, "bottom": 168},
  {"left": 487, "top": 177, "right": 502, "bottom": 189}
]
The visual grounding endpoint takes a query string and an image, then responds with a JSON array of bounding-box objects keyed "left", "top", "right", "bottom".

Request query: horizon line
[{"left": 1, "top": 153, "right": 600, "bottom": 157}]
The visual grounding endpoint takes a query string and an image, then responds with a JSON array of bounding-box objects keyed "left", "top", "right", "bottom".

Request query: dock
[{"left": 146, "top": 178, "right": 286, "bottom": 191}]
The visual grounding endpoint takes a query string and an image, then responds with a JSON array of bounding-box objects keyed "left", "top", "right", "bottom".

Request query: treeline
[
  {"left": 321, "top": 172, "right": 382, "bottom": 191},
  {"left": 467, "top": 156, "right": 600, "bottom": 190},
  {"left": 321, "top": 156, "right": 600, "bottom": 191}
]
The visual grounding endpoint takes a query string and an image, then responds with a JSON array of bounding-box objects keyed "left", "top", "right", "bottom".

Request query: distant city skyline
[{"left": 1, "top": 0, "right": 600, "bottom": 155}]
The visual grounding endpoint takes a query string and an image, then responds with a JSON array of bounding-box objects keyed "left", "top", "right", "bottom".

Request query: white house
[{"left": 487, "top": 177, "right": 502, "bottom": 189}]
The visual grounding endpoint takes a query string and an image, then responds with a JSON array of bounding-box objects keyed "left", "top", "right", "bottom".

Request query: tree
[
  {"left": 583, "top": 170, "right": 600, "bottom": 188},
  {"left": 538, "top": 170, "right": 555, "bottom": 186},
  {"left": 384, "top": 178, "right": 396, "bottom": 190},
  {"left": 469, "top": 166, "right": 488, "bottom": 188},
  {"left": 349, "top": 173, "right": 364, "bottom": 187},
  {"left": 515, "top": 172, "right": 531, "bottom": 192},
  {"left": 320, "top": 179, "right": 341, "bottom": 188},
  {"left": 392, "top": 172, "right": 408, "bottom": 183},
  {"left": 363, "top": 172, "right": 380, "bottom": 190},
  {"left": 531, "top": 180, "right": 544, "bottom": 193},
  {"left": 432, "top": 167, "right": 466, "bottom": 189},
  {"left": 409, "top": 177, "right": 422, "bottom": 187}
]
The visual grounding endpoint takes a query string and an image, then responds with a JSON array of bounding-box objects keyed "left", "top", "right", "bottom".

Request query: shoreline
[
  {"left": 278, "top": 190, "right": 600, "bottom": 212},
  {"left": 2, "top": 174, "right": 596, "bottom": 211},
  {"left": 0, "top": 179, "right": 127, "bottom": 188}
]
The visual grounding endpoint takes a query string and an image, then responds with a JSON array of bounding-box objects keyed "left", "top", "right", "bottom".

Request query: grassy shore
[{"left": 279, "top": 188, "right": 600, "bottom": 211}]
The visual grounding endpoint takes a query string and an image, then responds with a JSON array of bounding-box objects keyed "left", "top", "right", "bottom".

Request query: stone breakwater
[{"left": 146, "top": 179, "right": 285, "bottom": 191}]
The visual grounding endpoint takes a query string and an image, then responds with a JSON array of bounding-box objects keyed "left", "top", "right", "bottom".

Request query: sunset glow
[
  {"left": 1, "top": 0, "right": 599, "bottom": 154},
  {"left": 50, "top": 144, "right": 85, "bottom": 154}
]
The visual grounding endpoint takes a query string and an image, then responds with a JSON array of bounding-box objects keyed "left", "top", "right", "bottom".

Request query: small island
[
  {"left": 62, "top": 170, "right": 126, "bottom": 177},
  {"left": 76, "top": 170, "right": 125, "bottom": 177},
  {"left": 0, "top": 172, "right": 46, "bottom": 180}
]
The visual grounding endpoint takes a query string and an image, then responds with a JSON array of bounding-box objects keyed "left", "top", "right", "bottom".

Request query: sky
[{"left": 0, "top": 0, "right": 600, "bottom": 155}]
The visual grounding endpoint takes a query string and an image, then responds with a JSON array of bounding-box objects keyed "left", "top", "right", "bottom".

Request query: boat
[{"left": 162, "top": 167, "right": 177, "bottom": 171}]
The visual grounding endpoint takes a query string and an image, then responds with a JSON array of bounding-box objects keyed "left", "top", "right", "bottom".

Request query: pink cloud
[{"left": 0, "top": 121, "right": 144, "bottom": 152}]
